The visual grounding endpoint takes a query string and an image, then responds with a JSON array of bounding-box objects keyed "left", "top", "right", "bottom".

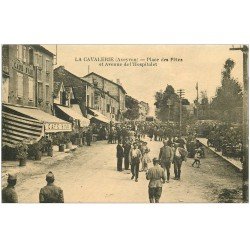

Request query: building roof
[
  {"left": 54, "top": 66, "right": 119, "bottom": 102},
  {"left": 83, "top": 72, "right": 127, "bottom": 94},
  {"left": 54, "top": 66, "right": 92, "bottom": 87},
  {"left": 30, "top": 45, "right": 54, "bottom": 57}
]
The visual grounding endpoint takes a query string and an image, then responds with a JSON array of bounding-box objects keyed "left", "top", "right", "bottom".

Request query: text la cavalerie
[{"left": 75, "top": 57, "right": 137, "bottom": 62}]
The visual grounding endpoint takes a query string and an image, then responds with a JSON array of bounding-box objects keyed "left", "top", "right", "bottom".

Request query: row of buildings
[{"left": 2, "top": 45, "right": 149, "bottom": 148}]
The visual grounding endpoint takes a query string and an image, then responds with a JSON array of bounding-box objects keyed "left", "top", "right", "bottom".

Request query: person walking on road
[
  {"left": 129, "top": 142, "right": 142, "bottom": 182},
  {"left": 86, "top": 128, "right": 92, "bottom": 146},
  {"left": 123, "top": 140, "right": 131, "bottom": 170},
  {"left": 146, "top": 158, "right": 166, "bottom": 203},
  {"left": 141, "top": 141, "right": 151, "bottom": 172},
  {"left": 173, "top": 143, "right": 188, "bottom": 180},
  {"left": 116, "top": 140, "right": 124, "bottom": 171},
  {"left": 39, "top": 172, "right": 64, "bottom": 203},
  {"left": 2, "top": 174, "right": 18, "bottom": 203},
  {"left": 192, "top": 147, "right": 202, "bottom": 168},
  {"left": 159, "top": 140, "right": 173, "bottom": 182}
]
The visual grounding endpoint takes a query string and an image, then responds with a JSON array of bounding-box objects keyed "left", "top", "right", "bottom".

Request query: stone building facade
[{"left": 2, "top": 45, "right": 54, "bottom": 114}]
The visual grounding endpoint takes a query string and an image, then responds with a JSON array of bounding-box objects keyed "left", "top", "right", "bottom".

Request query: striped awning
[
  {"left": 2, "top": 104, "right": 72, "bottom": 147},
  {"left": 2, "top": 110, "right": 44, "bottom": 148}
]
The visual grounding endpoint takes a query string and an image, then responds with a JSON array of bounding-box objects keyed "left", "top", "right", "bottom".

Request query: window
[
  {"left": 28, "top": 77, "right": 34, "bottom": 100},
  {"left": 106, "top": 104, "right": 110, "bottom": 113},
  {"left": 46, "top": 73, "right": 50, "bottom": 83},
  {"left": 28, "top": 48, "right": 34, "bottom": 65},
  {"left": 87, "top": 95, "right": 90, "bottom": 107},
  {"left": 23, "top": 46, "right": 27, "bottom": 62},
  {"left": 91, "top": 93, "right": 94, "bottom": 107},
  {"left": 38, "top": 82, "right": 43, "bottom": 99},
  {"left": 45, "top": 85, "right": 50, "bottom": 102},
  {"left": 45, "top": 60, "right": 51, "bottom": 72},
  {"left": 17, "top": 73, "right": 23, "bottom": 98},
  {"left": 37, "top": 69, "right": 42, "bottom": 82},
  {"left": 38, "top": 54, "right": 43, "bottom": 68},
  {"left": 34, "top": 53, "right": 39, "bottom": 66},
  {"left": 16, "top": 45, "right": 23, "bottom": 60}
]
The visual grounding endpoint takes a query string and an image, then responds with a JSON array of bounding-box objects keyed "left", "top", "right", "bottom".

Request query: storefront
[
  {"left": 2, "top": 103, "right": 72, "bottom": 147},
  {"left": 88, "top": 108, "right": 110, "bottom": 124},
  {"left": 54, "top": 104, "right": 90, "bottom": 129}
]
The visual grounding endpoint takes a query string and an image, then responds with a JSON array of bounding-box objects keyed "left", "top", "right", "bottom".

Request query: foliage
[
  {"left": 123, "top": 95, "right": 140, "bottom": 120},
  {"left": 154, "top": 85, "right": 190, "bottom": 122},
  {"left": 15, "top": 140, "right": 29, "bottom": 160},
  {"left": 210, "top": 58, "right": 243, "bottom": 122},
  {"left": 51, "top": 132, "right": 65, "bottom": 145}
]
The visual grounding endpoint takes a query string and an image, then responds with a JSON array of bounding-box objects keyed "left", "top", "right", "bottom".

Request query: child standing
[{"left": 192, "top": 148, "right": 202, "bottom": 168}]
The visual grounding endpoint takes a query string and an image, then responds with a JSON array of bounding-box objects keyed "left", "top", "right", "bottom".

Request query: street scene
[
  {"left": 2, "top": 138, "right": 243, "bottom": 203},
  {"left": 1, "top": 44, "right": 248, "bottom": 203}
]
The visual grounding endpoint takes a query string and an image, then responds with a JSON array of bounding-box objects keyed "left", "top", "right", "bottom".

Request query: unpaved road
[{"left": 2, "top": 138, "right": 243, "bottom": 203}]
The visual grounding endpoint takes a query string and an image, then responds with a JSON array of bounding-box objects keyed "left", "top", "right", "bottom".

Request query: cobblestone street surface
[{"left": 1, "top": 138, "right": 243, "bottom": 203}]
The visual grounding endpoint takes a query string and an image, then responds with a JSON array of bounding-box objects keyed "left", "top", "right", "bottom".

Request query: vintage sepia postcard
[{"left": 1, "top": 44, "right": 248, "bottom": 203}]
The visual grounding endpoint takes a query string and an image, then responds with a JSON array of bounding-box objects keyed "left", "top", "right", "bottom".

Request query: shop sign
[
  {"left": 45, "top": 123, "right": 72, "bottom": 133},
  {"left": 12, "top": 59, "right": 34, "bottom": 77}
]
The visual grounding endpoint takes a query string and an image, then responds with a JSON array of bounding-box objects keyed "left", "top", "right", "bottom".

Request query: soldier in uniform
[
  {"left": 159, "top": 140, "right": 174, "bottom": 182},
  {"left": 39, "top": 172, "right": 64, "bottom": 203},
  {"left": 2, "top": 173, "right": 18, "bottom": 203},
  {"left": 146, "top": 158, "right": 166, "bottom": 203}
]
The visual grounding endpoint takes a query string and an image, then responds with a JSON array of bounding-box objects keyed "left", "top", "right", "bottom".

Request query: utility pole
[
  {"left": 230, "top": 45, "right": 249, "bottom": 203},
  {"left": 167, "top": 99, "right": 172, "bottom": 122},
  {"left": 53, "top": 45, "right": 57, "bottom": 66},
  {"left": 196, "top": 82, "right": 199, "bottom": 119},
  {"left": 177, "top": 89, "right": 185, "bottom": 137}
]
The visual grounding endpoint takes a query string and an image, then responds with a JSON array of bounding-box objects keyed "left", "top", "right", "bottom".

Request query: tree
[
  {"left": 123, "top": 95, "right": 140, "bottom": 120},
  {"left": 154, "top": 84, "right": 189, "bottom": 122},
  {"left": 197, "top": 91, "right": 210, "bottom": 119},
  {"left": 211, "top": 58, "right": 243, "bottom": 122}
]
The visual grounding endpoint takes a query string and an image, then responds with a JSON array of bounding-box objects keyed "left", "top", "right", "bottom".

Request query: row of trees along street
[
  {"left": 197, "top": 58, "right": 243, "bottom": 123},
  {"left": 154, "top": 58, "right": 243, "bottom": 124}
]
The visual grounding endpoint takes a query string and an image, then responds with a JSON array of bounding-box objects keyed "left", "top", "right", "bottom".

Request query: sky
[{"left": 44, "top": 45, "right": 243, "bottom": 115}]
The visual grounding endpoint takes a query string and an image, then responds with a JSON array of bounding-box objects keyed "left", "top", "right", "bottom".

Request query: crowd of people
[
  {"left": 2, "top": 119, "right": 243, "bottom": 203},
  {"left": 206, "top": 124, "right": 243, "bottom": 161},
  {"left": 112, "top": 121, "right": 189, "bottom": 203}
]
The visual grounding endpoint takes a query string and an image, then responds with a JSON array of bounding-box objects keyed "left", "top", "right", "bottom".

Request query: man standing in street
[
  {"left": 123, "top": 139, "right": 131, "bottom": 170},
  {"left": 129, "top": 142, "right": 142, "bottom": 182},
  {"left": 2, "top": 174, "right": 18, "bottom": 203},
  {"left": 116, "top": 140, "right": 124, "bottom": 171},
  {"left": 173, "top": 143, "right": 188, "bottom": 180},
  {"left": 86, "top": 128, "right": 92, "bottom": 146},
  {"left": 39, "top": 172, "right": 64, "bottom": 203},
  {"left": 159, "top": 140, "right": 173, "bottom": 182},
  {"left": 146, "top": 158, "right": 166, "bottom": 203}
]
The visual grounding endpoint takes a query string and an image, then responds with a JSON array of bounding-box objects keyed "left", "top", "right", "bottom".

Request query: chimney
[{"left": 116, "top": 79, "right": 122, "bottom": 86}]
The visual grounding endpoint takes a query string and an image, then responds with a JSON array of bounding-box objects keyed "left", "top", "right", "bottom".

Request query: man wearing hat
[
  {"left": 129, "top": 142, "right": 142, "bottom": 182},
  {"left": 39, "top": 172, "right": 64, "bottom": 203},
  {"left": 159, "top": 140, "right": 174, "bottom": 182},
  {"left": 173, "top": 143, "right": 188, "bottom": 180},
  {"left": 2, "top": 174, "right": 18, "bottom": 203},
  {"left": 146, "top": 158, "right": 166, "bottom": 203}
]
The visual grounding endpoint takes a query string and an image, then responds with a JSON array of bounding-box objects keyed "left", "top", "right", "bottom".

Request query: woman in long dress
[{"left": 140, "top": 141, "right": 151, "bottom": 172}]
